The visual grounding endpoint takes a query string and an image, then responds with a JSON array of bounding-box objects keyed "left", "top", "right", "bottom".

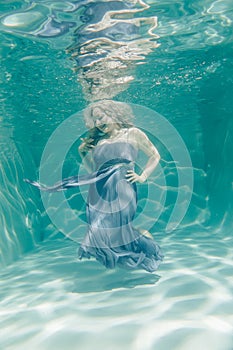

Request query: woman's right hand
[{"left": 78, "top": 138, "right": 94, "bottom": 155}]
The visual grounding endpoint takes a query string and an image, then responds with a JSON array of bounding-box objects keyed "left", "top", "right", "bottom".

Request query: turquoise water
[{"left": 0, "top": 1, "right": 233, "bottom": 349}]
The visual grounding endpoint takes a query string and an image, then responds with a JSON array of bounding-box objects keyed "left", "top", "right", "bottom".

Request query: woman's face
[{"left": 92, "top": 107, "right": 116, "bottom": 134}]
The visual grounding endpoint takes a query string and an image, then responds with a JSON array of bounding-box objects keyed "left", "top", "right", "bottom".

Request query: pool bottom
[{"left": 0, "top": 230, "right": 232, "bottom": 350}]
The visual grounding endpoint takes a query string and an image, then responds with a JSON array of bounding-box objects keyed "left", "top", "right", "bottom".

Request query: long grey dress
[
  {"left": 78, "top": 141, "right": 164, "bottom": 272},
  {"left": 25, "top": 141, "right": 163, "bottom": 272}
]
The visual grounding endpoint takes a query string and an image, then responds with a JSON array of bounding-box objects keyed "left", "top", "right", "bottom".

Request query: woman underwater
[{"left": 26, "top": 100, "right": 163, "bottom": 272}]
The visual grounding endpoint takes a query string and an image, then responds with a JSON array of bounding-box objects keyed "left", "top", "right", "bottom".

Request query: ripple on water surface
[{"left": 2, "top": 11, "right": 44, "bottom": 28}]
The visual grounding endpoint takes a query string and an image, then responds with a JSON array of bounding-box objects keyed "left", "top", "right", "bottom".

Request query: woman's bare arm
[
  {"left": 78, "top": 140, "right": 94, "bottom": 173},
  {"left": 125, "top": 127, "right": 160, "bottom": 183}
]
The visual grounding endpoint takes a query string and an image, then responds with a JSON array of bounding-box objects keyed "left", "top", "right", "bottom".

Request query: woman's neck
[
  {"left": 108, "top": 129, "right": 119, "bottom": 138},
  {"left": 108, "top": 127, "right": 126, "bottom": 139}
]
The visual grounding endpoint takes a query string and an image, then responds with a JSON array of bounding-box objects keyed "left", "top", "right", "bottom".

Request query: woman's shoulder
[{"left": 128, "top": 127, "right": 147, "bottom": 139}]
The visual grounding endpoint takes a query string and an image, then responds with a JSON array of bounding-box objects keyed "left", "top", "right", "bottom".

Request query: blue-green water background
[{"left": 0, "top": 1, "right": 233, "bottom": 349}]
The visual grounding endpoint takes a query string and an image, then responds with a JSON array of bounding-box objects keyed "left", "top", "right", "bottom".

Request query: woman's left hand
[{"left": 125, "top": 170, "right": 146, "bottom": 183}]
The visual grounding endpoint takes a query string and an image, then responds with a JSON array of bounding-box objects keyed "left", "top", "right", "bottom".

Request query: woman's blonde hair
[
  {"left": 81, "top": 100, "right": 135, "bottom": 151},
  {"left": 83, "top": 100, "right": 134, "bottom": 129}
]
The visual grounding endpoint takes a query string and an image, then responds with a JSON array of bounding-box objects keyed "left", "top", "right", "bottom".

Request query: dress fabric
[{"left": 25, "top": 141, "right": 163, "bottom": 272}]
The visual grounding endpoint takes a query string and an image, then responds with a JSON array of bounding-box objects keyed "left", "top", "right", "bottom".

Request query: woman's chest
[{"left": 93, "top": 142, "right": 138, "bottom": 165}]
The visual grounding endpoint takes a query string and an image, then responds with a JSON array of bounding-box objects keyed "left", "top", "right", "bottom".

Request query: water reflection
[
  {"left": 0, "top": 0, "right": 160, "bottom": 101},
  {"left": 66, "top": 0, "right": 159, "bottom": 100}
]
